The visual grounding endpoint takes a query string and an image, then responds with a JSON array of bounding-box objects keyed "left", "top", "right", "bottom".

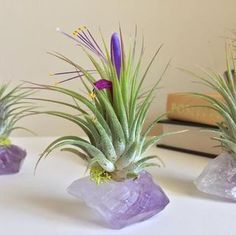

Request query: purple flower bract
[
  {"left": 110, "top": 33, "right": 121, "bottom": 78},
  {"left": 94, "top": 79, "right": 112, "bottom": 90}
]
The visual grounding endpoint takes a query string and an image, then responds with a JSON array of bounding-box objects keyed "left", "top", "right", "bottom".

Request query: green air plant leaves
[
  {"left": 33, "top": 27, "right": 184, "bottom": 182},
  {"left": 188, "top": 41, "right": 236, "bottom": 157},
  {"left": 0, "top": 83, "right": 34, "bottom": 142}
]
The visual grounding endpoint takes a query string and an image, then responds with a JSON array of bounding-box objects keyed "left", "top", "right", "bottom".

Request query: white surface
[{"left": 1, "top": 137, "right": 235, "bottom": 235}]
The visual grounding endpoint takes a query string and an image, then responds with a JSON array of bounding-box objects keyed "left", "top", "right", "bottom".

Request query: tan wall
[{"left": 0, "top": 0, "right": 235, "bottom": 136}]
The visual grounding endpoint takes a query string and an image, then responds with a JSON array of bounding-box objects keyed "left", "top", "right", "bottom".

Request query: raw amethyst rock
[
  {"left": 195, "top": 152, "right": 236, "bottom": 201},
  {"left": 67, "top": 171, "right": 169, "bottom": 229},
  {"left": 0, "top": 145, "right": 26, "bottom": 175}
]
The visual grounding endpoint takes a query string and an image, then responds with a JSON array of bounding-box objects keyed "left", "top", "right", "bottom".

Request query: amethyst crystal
[
  {"left": 0, "top": 145, "right": 26, "bottom": 175},
  {"left": 67, "top": 171, "right": 169, "bottom": 229},
  {"left": 195, "top": 152, "right": 236, "bottom": 201}
]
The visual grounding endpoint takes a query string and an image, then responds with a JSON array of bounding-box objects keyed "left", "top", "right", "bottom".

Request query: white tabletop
[{"left": 0, "top": 137, "right": 235, "bottom": 235}]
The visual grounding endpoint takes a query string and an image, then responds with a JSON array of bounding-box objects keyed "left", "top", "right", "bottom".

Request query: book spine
[{"left": 166, "top": 93, "right": 223, "bottom": 126}]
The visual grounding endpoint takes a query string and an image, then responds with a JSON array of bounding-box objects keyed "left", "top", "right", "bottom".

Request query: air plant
[
  {"left": 32, "top": 26, "right": 182, "bottom": 184},
  {"left": 187, "top": 42, "right": 236, "bottom": 156},
  {"left": 0, "top": 83, "right": 34, "bottom": 144},
  {"left": 187, "top": 41, "right": 236, "bottom": 201},
  {"left": 0, "top": 83, "right": 34, "bottom": 174}
]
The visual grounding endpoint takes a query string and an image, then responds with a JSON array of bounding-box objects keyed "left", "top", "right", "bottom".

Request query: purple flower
[
  {"left": 110, "top": 33, "right": 121, "bottom": 78},
  {"left": 94, "top": 79, "right": 112, "bottom": 90}
]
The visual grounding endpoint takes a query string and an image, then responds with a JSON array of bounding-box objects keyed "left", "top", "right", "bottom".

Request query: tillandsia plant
[
  {"left": 0, "top": 83, "right": 33, "bottom": 174},
  {"left": 33, "top": 26, "right": 179, "bottom": 182},
  {"left": 187, "top": 42, "right": 236, "bottom": 201},
  {"left": 30, "top": 26, "right": 182, "bottom": 229}
]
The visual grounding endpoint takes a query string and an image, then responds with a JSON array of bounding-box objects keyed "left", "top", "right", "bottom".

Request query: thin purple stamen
[
  {"left": 73, "top": 27, "right": 106, "bottom": 60},
  {"left": 86, "top": 29, "right": 105, "bottom": 56},
  {"left": 80, "top": 30, "right": 95, "bottom": 47},
  {"left": 57, "top": 27, "right": 100, "bottom": 56},
  {"left": 52, "top": 71, "right": 83, "bottom": 76},
  {"left": 56, "top": 27, "right": 80, "bottom": 44},
  {"left": 58, "top": 75, "right": 81, "bottom": 84},
  {"left": 79, "top": 28, "right": 102, "bottom": 55},
  {"left": 80, "top": 31, "right": 104, "bottom": 58},
  {"left": 76, "top": 32, "right": 98, "bottom": 52},
  {"left": 76, "top": 32, "right": 104, "bottom": 58},
  {"left": 52, "top": 69, "right": 95, "bottom": 76},
  {"left": 57, "top": 26, "right": 107, "bottom": 60}
]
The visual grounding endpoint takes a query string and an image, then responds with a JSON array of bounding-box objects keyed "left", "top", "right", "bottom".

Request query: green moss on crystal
[{"left": 90, "top": 166, "right": 112, "bottom": 185}]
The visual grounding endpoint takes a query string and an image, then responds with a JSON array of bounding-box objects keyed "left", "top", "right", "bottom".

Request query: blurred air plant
[
  {"left": 186, "top": 41, "right": 236, "bottom": 157},
  {"left": 0, "top": 83, "right": 34, "bottom": 146}
]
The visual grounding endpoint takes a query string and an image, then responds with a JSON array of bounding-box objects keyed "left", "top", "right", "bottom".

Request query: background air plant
[
  {"left": 187, "top": 42, "right": 236, "bottom": 157},
  {"left": 0, "top": 83, "right": 34, "bottom": 174},
  {"left": 189, "top": 41, "right": 236, "bottom": 201},
  {"left": 0, "top": 83, "right": 34, "bottom": 145},
  {"left": 32, "top": 27, "right": 182, "bottom": 183}
]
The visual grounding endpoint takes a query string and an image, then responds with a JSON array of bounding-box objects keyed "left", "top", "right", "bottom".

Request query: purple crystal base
[
  {"left": 194, "top": 152, "right": 236, "bottom": 201},
  {"left": 0, "top": 145, "right": 26, "bottom": 175},
  {"left": 67, "top": 171, "right": 169, "bottom": 229}
]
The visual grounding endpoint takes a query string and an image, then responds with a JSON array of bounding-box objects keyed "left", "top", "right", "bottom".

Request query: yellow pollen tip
[
  {"left": 49, "top": 73, "right": 54, "bottom": 76},
  {"left": 53, "top": 81, "right": 59, "bottom": 86},
  {"left": 92, "top": 117, "right": 97, "bottom": 123},
  {"left": 89, "top": 92, "right": 96, "bottom": 99}
]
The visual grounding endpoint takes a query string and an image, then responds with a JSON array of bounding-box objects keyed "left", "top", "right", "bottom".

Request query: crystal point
[
  {"left": 67, "top": 171, "right": 169, "bottom": 229},
  {"left": 0, "top": 145, "right": 26, "bottom": 175},
  {"left": 195, "top": 152, "right": 236, "bottom": 201}
]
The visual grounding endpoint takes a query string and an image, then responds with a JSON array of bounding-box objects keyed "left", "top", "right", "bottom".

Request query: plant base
[
  {"left": 67, "top": 171, "right": 169, "bottom": 229},
  {"left": 0, "top": 145, "right": 26, "bottom": 175},
  {"left": 194, "top": 152, "right": 236, "bottom": 201}
]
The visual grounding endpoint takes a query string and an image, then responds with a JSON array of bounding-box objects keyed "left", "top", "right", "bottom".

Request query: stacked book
[{"left": 157, "top": 93, "right": 223, "bottom": 157}]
